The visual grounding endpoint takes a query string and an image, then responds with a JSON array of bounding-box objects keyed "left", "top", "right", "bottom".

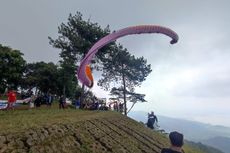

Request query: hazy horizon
[
  {"left": 128, "top": 110, "right": 230, "bottom": 128},
  {"left": 1, "top": 0, "right": 230, "bottom": 127}
]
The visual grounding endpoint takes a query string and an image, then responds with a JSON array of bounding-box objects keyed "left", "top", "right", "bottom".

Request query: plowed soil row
[{"left": 0, "top": 113, "right": 168, "bottom": 153}]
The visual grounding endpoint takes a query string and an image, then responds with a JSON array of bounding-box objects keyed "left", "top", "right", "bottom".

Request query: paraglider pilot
[{"left": 147, "top": 111, "right": 158, "bottom": 129}]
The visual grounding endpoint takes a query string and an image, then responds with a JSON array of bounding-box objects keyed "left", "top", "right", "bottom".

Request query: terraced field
[
  {"left": 0, "top": 109, "right": 209, "bottom": 153},
  {"left": 0, "top": 115, "right": 169, "bottom": 153}
]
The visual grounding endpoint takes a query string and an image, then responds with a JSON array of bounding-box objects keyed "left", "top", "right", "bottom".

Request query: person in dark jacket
[
  {"left": 47, "top": 94, "right": 53, "bottom": 107},
  {"left": 161, "top": 131, "right": 185, "bottom": 153},
  {"left": 59, "top": 95, "right": 65, "bottom": 109},
  {"left": 34, "top": 95, "right": 42, "bottom": 108},
  {"left": 147, "top": 111, "right": 158, "bottom": 129}
]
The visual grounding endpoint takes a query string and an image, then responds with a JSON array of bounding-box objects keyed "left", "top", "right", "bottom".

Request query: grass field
[
  {"left": 0, "top": 103, "right": 114, "bottom": 134},
  {"left": 0, "top": 104, "right": 212, "bottom": 153}
]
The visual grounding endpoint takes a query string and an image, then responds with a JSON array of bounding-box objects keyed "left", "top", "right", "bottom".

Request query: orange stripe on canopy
[{"left": 85, "top": 65, "right": 94, "bottom": 87}]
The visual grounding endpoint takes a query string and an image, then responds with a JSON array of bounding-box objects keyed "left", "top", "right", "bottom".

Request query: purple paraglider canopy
[{"left": 78, "top": 25, "right": 179, "bottom": 88}]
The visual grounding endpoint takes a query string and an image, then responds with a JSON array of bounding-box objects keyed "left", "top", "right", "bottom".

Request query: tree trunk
[
  {"left": 35, "top": 86, "right": 38, "bottom": 95},
  {"left": 63, "top": 85, "right": 66, "bottom": 97},
  {"left": 127, "top": 102, "right": 136, "bottom": 114},
  {"left": 122, "top": 64, "right": 127, "bottom": 116},
  {"left": 80, "top": 84, "right": 85, "bottom": 109}
]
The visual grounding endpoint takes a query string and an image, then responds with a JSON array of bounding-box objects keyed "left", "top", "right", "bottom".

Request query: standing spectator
[
  {"left": 94, "top": 100, "right": 99, "bottom": 110},
  {"left": 161, "top": 131, "right": 185, "bottom": 153},
  {"left": 34, "top": 95, "right": 42, "bottom": 108},
  {"left": 75, "top": 98, "right": 80, "bottom": 109},
  {"left": 25, "top": 89, "right": 33, "bottom": 98},
  {"left": 113, "top": 101, "right": 118, "bottom": 111},
  {"left": 7, "top": 89, "right": 17, "bottom": 110},
  {"left": 29, "top": 95, "right": 36, "bottom": 109},
  {"left": 119, "top": 102, "right": 124, "bottom": 113},
  {"left": 21, "top": 91, "right": 26, "bottom": 99},
  {"left": 47, "top": 94, "right": 53, "bottom": 107},
  {"left": 59, "top": 95, "right": 65, "bottom": 109}
]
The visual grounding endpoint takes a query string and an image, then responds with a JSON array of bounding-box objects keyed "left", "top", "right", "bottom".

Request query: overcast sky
[{"left": 1, "top": 0, "right": 230, "bottom": 127}]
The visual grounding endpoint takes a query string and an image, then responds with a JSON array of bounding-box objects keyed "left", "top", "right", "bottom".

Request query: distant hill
[
  {"left": 158, "top": 116, "right": 230, "bottom": 141},
  {"left": 185, "top": 141, "right": 224, "bottom": 153},
  {"left": 0, "top": 108, "right": 217, "bottom": 153},
  {"left": 128, "top": 111, "right": 230, "bottom": 153},
  {"left": 203, "top": 136, "right": 230, "bottom": 153}
]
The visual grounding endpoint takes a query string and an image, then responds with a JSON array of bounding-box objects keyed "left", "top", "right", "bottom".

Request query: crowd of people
[
  {"left": 2, "top": 89, "right": 117, "bottom": 111},
  {"left": 33, "top": 94, "right": 53, "bottom": 108},
  {"left": 75, "top": 97, "right": 109, "bottom": 111},
  {"left": 1, "top": 89, "right": 55, "bottom": 110},
  {"left": 108, "top": 101, "right": 124, "bottom": 113}
]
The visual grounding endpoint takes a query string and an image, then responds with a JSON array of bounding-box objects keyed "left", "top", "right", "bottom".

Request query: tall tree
[
  {"left": 110, "top": 87, "right": 147, "bottom": 114},
  {"left": 98, "top": 45, "right": 152, "bottom": 115},
  {"left": 48, "top": 12, "right": 114, "bottom": 98},
  {"left": 0, "top": 44, "right": 26, "bottom": 93},
  {"left": 22, "top": 62, "right": 61, "bottom": 95}
]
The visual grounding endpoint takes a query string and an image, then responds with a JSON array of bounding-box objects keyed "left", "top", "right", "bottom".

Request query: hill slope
[
  {"left": 185, "top": 141, "right": 224, "bottom": 153},
  {"left": 0, "top": 108, "right": 221, "bottom": 153},
  {"left": 128, "top": 111, "right": 230, "bottom": 141},
  {"left": 203, "top": 136, "right": 230, "bottom": 153},
  {"left": 128, "top": 111, "right": 229, "bottom": 153}
]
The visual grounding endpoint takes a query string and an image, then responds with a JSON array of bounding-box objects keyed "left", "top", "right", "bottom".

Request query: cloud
[{"left": 1, "top": 0, "right": 230, "bottom": 126}]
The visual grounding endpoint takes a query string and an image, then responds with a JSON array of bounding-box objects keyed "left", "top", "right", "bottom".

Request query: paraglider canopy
[
  {"left": 85, "top": 65, "right": 94, "bottom": 88},
  {"left": 78, "top": 25, "right": 179, "bottom": 88}
]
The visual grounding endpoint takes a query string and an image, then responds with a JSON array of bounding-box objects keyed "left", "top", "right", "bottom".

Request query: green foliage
[
  {"left": 49, "top": 12, "right": 111, "bottom": 61},
  {"left": 110, "top": 87, "right": 146, "bottom": 113},
  {"left": 184, "top": 140, "right": 224, "bottom": 153},
  {"left": 0, "top": 44, "right": 26, "bottom": 93},
  {"left": 0, "top": 105, "right": 111, "bottom": 134},
  {"left": 98, "top": 45, "right": 152, "bottom": 114},
  {"left": 110, "top": 87, "right": 146, "bottom": 102},
  {"left": 22, "top": 62, "right": 61, "bottom": 95},
  {"left": 56, "top": 66, "right": 78, "bottom": 98},
  {"left": 48, "top": 12, "right": 114, "bottom": 97},
  {"left": 0, "top": 107, "right": 212, "bottom": 153},
  {"left": 99, "top": 45, "right": 151, "bottom": 90}
]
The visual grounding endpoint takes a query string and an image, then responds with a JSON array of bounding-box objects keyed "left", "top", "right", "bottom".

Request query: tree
[
  {"left": 48, "top": 12, "right": 114, "bottom": 98},
  {"left": 110, "top": 87, "right": 147, "bottom": 114},
  {"left": 22, "top": 62, "right": 60, "bottom": 95},
  {"left": 0, "top": 44, "right": 26, "bottom": 93},
  {"left": 56, "top": 66, "right": 78, "bottom": 97},
  {"left": 98, "top": 45, "right": 152, "bottom": 115}
]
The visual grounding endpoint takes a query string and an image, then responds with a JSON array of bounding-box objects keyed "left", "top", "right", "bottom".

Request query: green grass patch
[
  {"left": 0, "top": 103, "right": 117, "bottom": 134},
  {"left": 0, "top": 104, "right": 217, "bottom": 153}
]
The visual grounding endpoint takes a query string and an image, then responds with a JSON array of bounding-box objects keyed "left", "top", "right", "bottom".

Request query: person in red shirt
[{"left": 7, "top": 90, "right": 17, "bottom": 110}]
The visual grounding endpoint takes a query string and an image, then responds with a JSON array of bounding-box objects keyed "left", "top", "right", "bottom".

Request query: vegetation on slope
[
  {"left": 184, "top": 141, "right": 224, "bottom": 153},
  {"left": 0, "top": 106, "right": 221, "bottom": 153}
]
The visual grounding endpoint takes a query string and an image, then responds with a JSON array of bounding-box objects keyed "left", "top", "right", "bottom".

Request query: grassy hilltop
[{"left": 0, "top": 106, "right": 221, "bottom": 153}]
